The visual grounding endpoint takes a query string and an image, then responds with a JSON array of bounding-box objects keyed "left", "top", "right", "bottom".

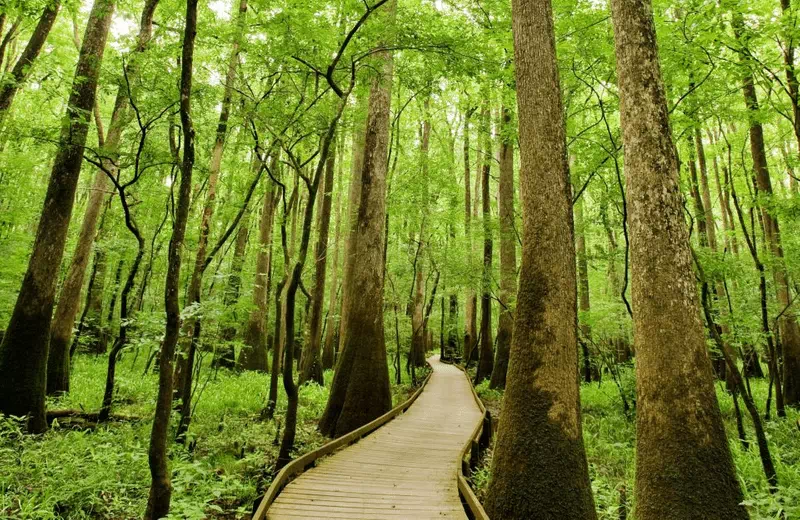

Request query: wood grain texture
[{"left": 267, "top": 356, "right": 483, "bottom": 519}]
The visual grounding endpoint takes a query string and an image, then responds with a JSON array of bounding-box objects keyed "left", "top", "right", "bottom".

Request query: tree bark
[
  {"left": 144, "top": 0, "right": 196, "bottom": 515},
  {"left": 484, "top": 0, "right": 596, "bottom": 517},
  {"left": 0, "top": 0, "right": 114, "bottom": 434},
  {"left": 490, "top": 104, "right": 515, "bottom": 389},
  {"left": 319, "top": 3, "right": 395, "bottom": 436},
  {"left": 609, "top": 0, "right": 748, "bottom": 517}
]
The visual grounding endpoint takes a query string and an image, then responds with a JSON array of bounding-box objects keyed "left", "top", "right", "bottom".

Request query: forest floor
[
  {"left": 471, "top": 367, "right": 800, "bottom": 520},
  {"left": 0, "top": 353, "right": 424, "bottom": 520}
]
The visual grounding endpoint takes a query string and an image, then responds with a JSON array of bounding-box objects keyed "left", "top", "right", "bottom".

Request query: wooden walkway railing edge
[
  {"left": 251, "top": 367, "right": 434, "bottom": 520},
  {"left": 443, "top": 359, "right": 492, "bottom": 520}
]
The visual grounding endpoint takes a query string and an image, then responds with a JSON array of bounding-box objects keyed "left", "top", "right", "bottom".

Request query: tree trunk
[
  {"left": 484, "top": 1, "right": 596, "bottom": 517},
  {"left": 217, "top": 209, "right": 251, "bottom": 368},
  {"left": 318, "top": 3, "right": 395, "bottom": 436},
  {"left": 575, "top": 196, "right": 594, "bottom": 384},
  {"left": 0, "top": 1, "right": 60, "bottom": 123},
  {"left": 240, "top": 162, "right": 276, "bottom": 372},
  {"left": 609, "top": 0, "right": 748, "bottom": 517},
  {"left": 47, "top": 0, "right": 159, "bottom": 394},
  {"left": 144, "top": 0, "right": 196, "bottom": 515},
  {"left": 174, "top": 0, "right": 247, "bottom": 395},
  {"left": 336, "top": 110, "right": 366, "bottom": 366},
  {"left": 0, "top": 0, "right": 114, "bottom": 434},
  {"left": 733, "top": 10, "right": 800, "bottom": 407},
  {"left": 490, "top": 104, "right": 516, "bottom": 389},
  {"left": 475, "top": 107, "right": 493, "bottom": 383},
  {"left": 463, "top": 108, "right": 478, "bottom": 362},
  {"left": 299, "top": 135, "right": 337, "bottom": 386},
  {"left": 322, "top": 157, "right": 344, "bottom": 370}
]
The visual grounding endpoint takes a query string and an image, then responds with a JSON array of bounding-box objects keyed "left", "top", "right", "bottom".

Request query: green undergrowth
[
  {"left": 473, "top": 369, "right": 800, "bottom": 520},
  {"left": 0, "top": 351, "right": 422, "bottom": 519}
]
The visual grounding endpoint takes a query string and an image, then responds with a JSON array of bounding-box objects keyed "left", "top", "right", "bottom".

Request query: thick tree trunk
[
  {"left": 610, "top": 1, "right": 748, "bottom": 518},
  {"left": 484, "top": 1, "right": 596, "bottom": 517},
  {"left": 0, "top": 0, "right": 114, "bottom": 434},
  {"left": 318, "top": 4, "right": 395, "bottom": 436},
  {"left": 490, "top": 105, "right": 516, "bottom": 389},
  {"left": 475, "top": 107, "right": 493, "bottom": 383},
  {"left": 240, "top": 166, "right": 276, "bottom": 372},
  {"left": 410, "top": 244, "right": 426, "bottom": 366},
  {"left": 300, "top": 136, "right": 337, "bottom": 386},
  {"left": 144, "top": 0, "right": 196, "bottom": 515},
  {"left": 734, "top": 11, "right": 800, "bottom": 407},
  {"left": 0, "top": 1, "right": 60, "bottom": 123}
]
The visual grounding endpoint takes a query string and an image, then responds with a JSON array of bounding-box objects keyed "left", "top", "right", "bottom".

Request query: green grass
[
  {"left": 0, "top": 351, "right": 422, "bottom": 519},
  {"left": 474, "top": 368, "right": 800, "bottom": 520}
]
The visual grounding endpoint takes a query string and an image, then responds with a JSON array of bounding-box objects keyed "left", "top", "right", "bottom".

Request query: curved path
[{"left": 267, "top": 356, "right": 484, "bottom": 519}]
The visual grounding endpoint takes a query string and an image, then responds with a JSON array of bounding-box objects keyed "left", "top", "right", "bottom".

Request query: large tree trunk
[
  {"left": 240, "top": 163, "right": 276, "bottom": 372},
  {"left": 484, "top": 1, "right": 596, "bottom": 517},
  {"left": 609, "top": 1, "right": 748, "bottom": 518},
  {"left": 410, "top": 242, "right": 426, "bottom": 366},
  {"left": 47, "top": 0, "right": 160, "bottom": 395},
  {"left": 475, "top": 107, "right": 493, "bottom": 383},
  {"left": 299, "top": 135, "right": 337, "bottom": 386},
  {"left": 490, "top": 105, "right": 515, "bottom": 389},
  {"left": 733, "top": 10, "right": 800, "bottom": 407},
  {"left": 144, "top": 0, "right": 197, "bottom": 515},
  {"left": 318, "top": 3, "right": 395, "bottom": 436},
  {"left": 463, "top": 108, "right": 478, "bottom": 362},
  {"left": 0, "top": 1, "right": 60, "bottom": 123},
  {"left": 0, "top": 0, "right": 114, "bottom": 434}
]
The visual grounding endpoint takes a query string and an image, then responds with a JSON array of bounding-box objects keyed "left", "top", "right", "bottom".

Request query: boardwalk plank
[{"left": 267, "top": 357, "right": 483, "bottom": 520}]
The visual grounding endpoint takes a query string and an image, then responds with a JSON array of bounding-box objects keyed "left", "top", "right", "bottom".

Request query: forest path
[{"left": 266, "top": 355, "right": 484, "bottom": 519}]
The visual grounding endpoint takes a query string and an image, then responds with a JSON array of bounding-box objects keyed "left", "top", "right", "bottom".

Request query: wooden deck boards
[{"left": 267, "top": 356, "right": 484, "bottom": 520}]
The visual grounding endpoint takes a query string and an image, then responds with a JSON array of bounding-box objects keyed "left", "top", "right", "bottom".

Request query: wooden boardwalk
[{"left": 267, "top": 356, "right": 485, "bottom": 519}]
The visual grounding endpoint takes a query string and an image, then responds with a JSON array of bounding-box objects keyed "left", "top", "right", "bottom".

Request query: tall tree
[
  {"left": 47, "top": 0, "right": 160, "bottom": 395},
  {"left": 144, "top": 0, "right": 197, "bottom": 515},
  {"left": 462, "top": 107, "right": 477, "bottom": 361},
  {"left": 299, "top": 135, "right": 337, "bottom": 385},
  {"left": 484, "top": 0, "right": 596, "bottom": 516},
  {"left": 475, "top": 106, "right": 493, "bottom": 383},
  {"left": 609, "top": 0, "right": 748, "bottom": 517},
  {"left": 0, "top": 0, "right": 115, "bottom": 433},
  {"left": 490, "top": 104, "right": 516, "bottom": 389},
  {"left": 318, "top": 0, "right": 395, "bottom": 437}
]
